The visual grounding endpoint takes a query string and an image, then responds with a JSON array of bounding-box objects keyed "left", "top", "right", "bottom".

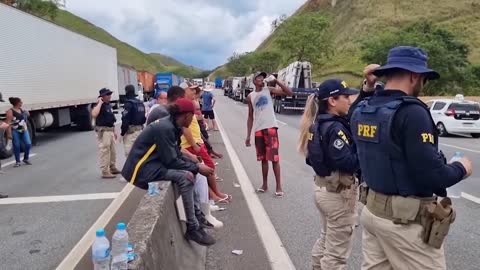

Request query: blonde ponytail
[{"left": 298, "top": 94, "right": 319, "bottom": 156}]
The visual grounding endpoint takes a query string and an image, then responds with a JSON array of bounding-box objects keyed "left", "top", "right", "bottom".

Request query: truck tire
[
  {"left": 0, "top": 128, "right": 13, "bottom": 159},
  {"left": 76, "top": 104, "right": 94, "bottom": 131}
]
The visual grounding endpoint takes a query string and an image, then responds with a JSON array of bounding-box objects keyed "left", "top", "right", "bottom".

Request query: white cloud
[{"left": 65, "top": 0, "right": 306, "bottom": 69}]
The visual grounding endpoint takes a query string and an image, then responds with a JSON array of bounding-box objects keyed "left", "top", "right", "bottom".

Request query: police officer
[
  {"left": 298, "top": 79, "right": 360, "bottom": 270},
  {"left": 350, "top": 46, "right": 473, "bottom": 270},
  {"left": 92, "top": 88, "right": 119, "bottom": 179},
  {"left": 121, "top": 84, "right": 146, "bottom": 156}
]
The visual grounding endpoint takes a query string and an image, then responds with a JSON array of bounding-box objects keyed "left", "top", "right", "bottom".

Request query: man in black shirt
[
  {"left": 121, "top": 85, "right": 146, "bottom": 156},
  {"left": 92, "top": 88, "right": 119, "bottom": 179}
]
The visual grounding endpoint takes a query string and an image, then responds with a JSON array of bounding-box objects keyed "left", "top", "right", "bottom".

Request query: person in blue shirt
[
  {"left": 200, "top": 88, "right": 217, "bottom": 131},
  {"left": 298, "top": 79, "right": 360, "bottom": 269},
  {"left": 350, "top": 46, "right": 473, "bottom": 270}
]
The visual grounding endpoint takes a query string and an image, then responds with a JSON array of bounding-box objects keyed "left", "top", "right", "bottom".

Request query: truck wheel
[
  {"left": 0, "top": 129, "right": 13, "bottom": 159},
  {"left": 76, "top": 104, "right": 94, "bottom": 131},
  {"left": 472, "top": 133, "right": 480, "bottom": 138}
]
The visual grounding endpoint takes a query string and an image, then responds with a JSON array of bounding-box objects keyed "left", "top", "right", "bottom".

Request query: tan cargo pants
[
  {"left": 312, "top": 184, "right": 357, "bottom": 270},
  {"left": 96, "top": 130, "right": 117, "bottom": 173},
  {"left": 360, "top": 206, "right": 446, "bottom": 270},
  {"left": 123, "top": 129, "right": 142, "bottom": 156}
]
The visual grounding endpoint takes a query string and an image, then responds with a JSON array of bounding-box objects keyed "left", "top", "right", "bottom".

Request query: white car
[{"left": 426, "top": 95, "right": 480, "bottom": 138}]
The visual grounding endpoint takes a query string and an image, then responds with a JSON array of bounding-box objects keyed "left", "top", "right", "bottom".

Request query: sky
[{"left": 65, "top": 0, "right": 307, "bottom": 70}]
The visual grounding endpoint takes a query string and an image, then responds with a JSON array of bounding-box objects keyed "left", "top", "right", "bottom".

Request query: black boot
[{"left": 185, "top": 227, "right": 216, "bottom": 246}]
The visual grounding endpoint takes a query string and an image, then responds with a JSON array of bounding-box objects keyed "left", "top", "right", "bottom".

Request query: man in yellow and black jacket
[{"left": 121, "top": 98, "right": 216, "bottom": 246}]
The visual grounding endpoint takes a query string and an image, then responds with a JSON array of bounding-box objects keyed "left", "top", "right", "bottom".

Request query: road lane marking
[
  {"left": 440, "top": 143, "right": 480, "bottom": 154},
  {"left": 56, "top": 184, "right": 135, "bottom": 270},
  {"left": 0, "top": 192, "right": 119, "bottom": 205},
  {"left": 2, "top": 153, "right": 37, "bottom": 167},
  {"left": 277, "top": 120, "right": 288, "bottom": 126},
  {"left": 215, "top": 111, "right": 296, "bottom": 270},
  {"left": 461, "top": 192, "right": 480, "bottom": 205}
]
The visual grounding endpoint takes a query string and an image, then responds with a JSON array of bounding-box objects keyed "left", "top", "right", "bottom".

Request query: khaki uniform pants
[
  {"left": 96, "top": 130, "right": 117, "bottom": 172},
  {"left": 360, "top": 206, "right": 446, "bottom": 270},
  {"left": 123, "top": 129, "right": 142, "bottom": 156},
  {"left": 312, "top": 184, "right": 357, "bottom": 270}
]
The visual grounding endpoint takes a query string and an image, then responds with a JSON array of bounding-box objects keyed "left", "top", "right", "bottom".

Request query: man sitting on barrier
[{"left": 121, "top": 98, "right": 216, "bottom": 246}]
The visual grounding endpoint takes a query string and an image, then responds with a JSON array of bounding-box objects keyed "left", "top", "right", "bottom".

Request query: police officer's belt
[
  {"left": 315, "top": 173, "right": 355, "bottom": 193},
  {"left": 127, "top": 125, "right": 143, "bottom": 134},
  {"left": 366, "top": 189, "right": 436, "bottom": 224},
  {"left": 95, "top": 126, "right": 114, "bottom": 132}
]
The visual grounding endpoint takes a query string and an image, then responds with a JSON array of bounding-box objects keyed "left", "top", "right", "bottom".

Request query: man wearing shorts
[
  {"left": 245, "top": 72, "right": 292, "bottom": 197},
  {"left": 201, "top": 88, "right": 218, "bottom": 131}
]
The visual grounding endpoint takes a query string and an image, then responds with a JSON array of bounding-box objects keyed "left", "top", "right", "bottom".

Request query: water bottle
[
  {"left": 449, "top": 152, "right": 463, "bottom": 163},
  {"left": 110, "top": 223, "right": 129, "bottom": 270},
  {"left": 447, "top": 152, "right": 464, "bottom": 198},
  {"left": 92, "top": 229, "right": 111, "bottom": 270}
]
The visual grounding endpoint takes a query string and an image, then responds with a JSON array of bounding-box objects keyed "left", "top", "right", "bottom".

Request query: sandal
[
  {"left": 215, "top": 175, "right": 223, "bottom": 182},
  {"left": 215, "top": 196, "right": 230, "bottom": 204},
  {"left": 274, "top": 191, "right": 284, "bottom": 198},
  {"left": 256, "top": 188, "right": 267, "bottom": 193}
]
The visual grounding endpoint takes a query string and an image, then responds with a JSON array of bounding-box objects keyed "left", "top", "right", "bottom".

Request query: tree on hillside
[
  {"left": 361, "top": 21, "right": 469, "bottom": 95},
  {"left": 249, "top": 51, "right": 282, "bottom": 73},
  {"left": 2, "top": 0, "right": 62, "bottom": 19},
  {"left": 275, "top": 12, "right": 333, "bottom": 65},
  {"left": 226, "top": 52, "right": 253, "bottom": 76}
]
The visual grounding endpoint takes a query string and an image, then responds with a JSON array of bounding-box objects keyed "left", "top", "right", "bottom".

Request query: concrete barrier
[{"left": 127, "top": 181, "right": 206, "bottom": 270}]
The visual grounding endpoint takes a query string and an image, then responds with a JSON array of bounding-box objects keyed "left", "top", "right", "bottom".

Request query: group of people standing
[{"left": 299, "top": 46, "right": 472, "bottom": 270}]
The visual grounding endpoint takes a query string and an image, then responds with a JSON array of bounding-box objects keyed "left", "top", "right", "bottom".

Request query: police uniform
[
  {"left": 95, "top": 88, "right": 118, "bottom": 177},
  {"left": 306, "top": 79, "right": 359, "bottom": 270},
  {"left": 121, "top": 85, "right": 146, "bottom": 156},
  {"left": 350, "top": 47, "right": 467, "bottom": 270}
]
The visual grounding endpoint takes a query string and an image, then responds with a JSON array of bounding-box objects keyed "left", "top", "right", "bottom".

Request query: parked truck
[
  {"left": 215, "top": 77, "right": 223, "bottom": 88},
  {"left": 117, "top": 64, "right": 139, "bottom": 103},
  {"left": 155, "top": 72, "right": 179, "bottom": 95},
  {"left": 273, "top": 61, "right": 316, "bottom": 114},
  {"left": 0, "top": 3, "right": 119, "bottom": 158},
  {"left": 137, "top": 70, "right": 155, "bottom": 101}
]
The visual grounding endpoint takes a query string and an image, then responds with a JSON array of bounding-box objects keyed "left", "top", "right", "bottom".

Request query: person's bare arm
[
  {"left": 245, "top": 95, "right": 254, "bottom": 147},
  {"left": 181, "top": 149, "right": 199, "bottom": 163},
  {"left": 183, "top": 127, "right": 200, "bottom": 152},
  {"left": 269, "top": 79, "right": 293, "bottom": 96},
  {"left": 5, "top": 110, "right": 13, "bottom": 139},
  {"left": 91, "top": 98, "right": 103, "bottom": 118}
]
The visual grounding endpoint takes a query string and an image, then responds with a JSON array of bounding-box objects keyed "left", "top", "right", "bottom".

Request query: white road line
[
  {"left": 440, "top": 143, "right": 480, "bottom": 154},
  {"left": 277, "top": 120, "right": 288, "bottom": 126},
  {"left": 461, "top": 192, "right": 480, "bottom": 204},
  {"left": 56, "top": 184, "right": 135, "bottom": 270},
  {"left": 2, "top": 153, "right": 37, "bottom": 167},
  {"left": 215, "top": 111, "right": 296, "bottom": 270},
  {"left": 0, "top": 192, "right": 119, "bottom": 205}
]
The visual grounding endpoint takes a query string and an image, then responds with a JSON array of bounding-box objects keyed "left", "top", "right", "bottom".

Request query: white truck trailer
[
  {"left": 117, "top": 64, "right": 139, "bottom": 103},
  {"left": 0, "top": 3, "right": 119, "bottom": 158}
]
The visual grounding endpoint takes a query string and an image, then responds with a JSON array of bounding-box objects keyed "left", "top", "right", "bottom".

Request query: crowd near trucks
[
  {"left": 223, "top": 61, "right": 316, "bottom": 112},
  {"left": 0, "top": 3, "right": 184, "bottom": 158}
]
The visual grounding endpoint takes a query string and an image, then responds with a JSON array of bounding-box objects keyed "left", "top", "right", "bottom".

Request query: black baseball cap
[
  {"left": 316, "top": 79, "right": 359, "bottom": 99},
  {"left": 254, "top": 71, "right": 267, "bottom": 79},
  {"left": 0, "top": 92, "right": 4, "bottom": 102}
]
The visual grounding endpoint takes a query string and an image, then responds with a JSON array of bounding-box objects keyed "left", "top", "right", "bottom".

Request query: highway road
[
  {"left": 213, "top": 89, "right": 480, "bottom": 270},
  {"left": 0, "top": 91, "right": 479, "bottom": 270}
]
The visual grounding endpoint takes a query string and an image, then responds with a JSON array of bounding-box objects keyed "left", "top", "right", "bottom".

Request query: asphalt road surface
[
  {"left": 213, "top": 89, "right": 480, "bottom": 270},
  {"left": 0, "top": 121, "right": 128, "bottom": 270},
  {"left": 1, "top": 92, "right": 479, "bottom": 270}
]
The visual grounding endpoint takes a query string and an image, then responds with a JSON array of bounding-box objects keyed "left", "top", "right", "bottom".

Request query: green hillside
[
  {"left": 212, "top": 0, "right": 480, "bottom": 85},
  {"left": 258, "top": 0, "right": 480, "bottom": 83},
  {"left": 50, "top": 9, "right": 200, "bottom": 75}
]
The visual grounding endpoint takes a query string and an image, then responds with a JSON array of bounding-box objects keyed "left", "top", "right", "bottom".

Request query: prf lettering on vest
[
  {"left": 358, "top": 124, "right": 377, "bottom": 138},
  {"left": 337, "top": 130, "right": 350, "bottom": 144},
  {"left": 308, "top": 132, "right": 313, "bottom": 141},
  {"left": 421, "top": 133, "right": 434, "bottom": 144}
]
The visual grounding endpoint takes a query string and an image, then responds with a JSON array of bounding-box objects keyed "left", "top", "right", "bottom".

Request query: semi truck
[
  {"left": 137, "top": 70, "right": 155, "bottom": 100},
  {"left": 215, "top": 77, "right": 223, "bottom": 88},
  {"left": 155, "top": 72, "right": 179, "bottom": 95},
  {"left": 117, "top": 64, "right": 139, "bottom": 103},
  {"left": 273, "top": 61, "right": 316, "bottom": 114},
  {"left": 0, "top": 3, "right": 119, "bottom": 158}
]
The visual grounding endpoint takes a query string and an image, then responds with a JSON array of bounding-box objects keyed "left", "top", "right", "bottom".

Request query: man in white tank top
[{"left": 245, "top": 72, "right": 292, "bottom": 197}]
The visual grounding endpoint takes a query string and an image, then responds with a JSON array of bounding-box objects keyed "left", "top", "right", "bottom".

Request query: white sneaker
[{"left": 201, "top": 203, "right": 223, "bottom": 229}]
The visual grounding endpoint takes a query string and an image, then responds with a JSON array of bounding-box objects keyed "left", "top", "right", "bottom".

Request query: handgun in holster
[{"left": 421, "top": 197, "right": 456, "bottom": 249}]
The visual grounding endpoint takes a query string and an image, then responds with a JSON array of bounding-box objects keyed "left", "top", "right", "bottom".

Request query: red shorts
[
  {"left": 187, "top": 144, "right": 215, "bottom": 169},
  {"left": 254, "top": 128, "right": 279, "bottom": 162}
]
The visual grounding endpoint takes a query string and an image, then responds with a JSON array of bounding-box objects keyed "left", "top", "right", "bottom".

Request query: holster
[
  {"left": 315, "top": 171, "right": 355, "bottom": 193},
  {"left": 420, "top": 197, "right": 456, "bottom": 249},
  {"left": 359, "top": 182, "right": 369, "bottom": 205}
]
